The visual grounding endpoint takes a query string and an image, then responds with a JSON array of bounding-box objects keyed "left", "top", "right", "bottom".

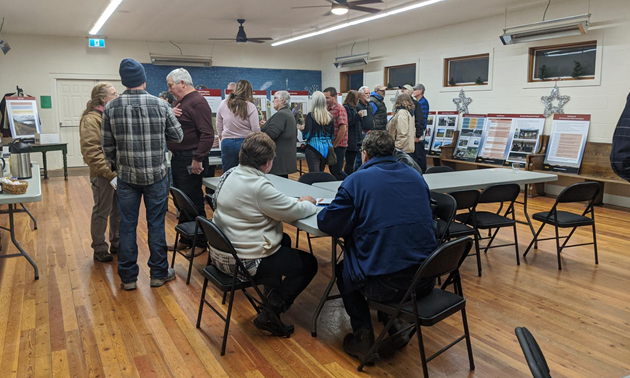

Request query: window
[
  {"left": 384, "top": 64, "right": 416, "bottom": 89},
  {"left": 529, "top": 41, "right": 596, "bottom": 82},
  {"left": 340, "top": 70, "right": 364, "bottom": 92},
  {"left": 444, "top": 54, "right": 490, "bottom": 87}
]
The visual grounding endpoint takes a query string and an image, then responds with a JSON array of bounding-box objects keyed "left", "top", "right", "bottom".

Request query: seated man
[
  {"left": 317, "top": 130, "right": 437, "bottom": 362},
  {"left": 212, "top": 132, "right": 318, "bottom": 336}
]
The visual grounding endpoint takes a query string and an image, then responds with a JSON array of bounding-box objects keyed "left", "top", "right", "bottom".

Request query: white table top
[
  {"left": 208, "top": 156, "right": 222, "bottom": 165},
  {"left": 0, "top": 164, "right": 42, "bottom": 204},
  {"left": 297, "top": 152, "right": 306, "bottom": 160},
  {"left": 313, "top": 168, "right": 558, "bottom": 193}
]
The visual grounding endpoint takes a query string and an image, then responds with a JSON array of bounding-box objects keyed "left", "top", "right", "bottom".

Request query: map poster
[
  {"left": 543, "top": 114, "right": 591, "bottom": 174},
  {"left": 429, "top": 111, "right": 459, "bottom": 155},
  {"left": 453, "top": 114, "right": 487, "bottom": 161}
]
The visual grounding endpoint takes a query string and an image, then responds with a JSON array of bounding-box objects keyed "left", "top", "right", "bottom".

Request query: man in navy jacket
[{"left": 317, "top": 130, "right": 436, "bottom": 362}]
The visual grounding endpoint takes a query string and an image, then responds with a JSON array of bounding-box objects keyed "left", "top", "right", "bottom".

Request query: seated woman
[{"left": 211, "top": 132, "right": 318, "bottom": 336}]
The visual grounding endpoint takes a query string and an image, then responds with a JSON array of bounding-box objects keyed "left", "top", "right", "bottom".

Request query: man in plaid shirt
[
  {"left": 324, "top": 87, "right": 348, "bottom": 180},
  {"left": 102, "top": 58, "right": 183, "bottom": 291}
]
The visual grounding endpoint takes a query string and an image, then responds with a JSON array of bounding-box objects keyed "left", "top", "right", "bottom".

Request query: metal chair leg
[
  {"left": 513, "top": 223, "right": 520, "bottom": 265},
  {"left": 473, "top": 232, "right": 482, "bottom": 277},
  {"left": 296, "top": 229, "right": 300, "bottom": 248},
  {"left": 484, "top": 228, "right": 500, "bottom": 253},
  {"left": 221, "top": 286, "right": 237, "bottom": 356},
  {"left": 461, "top": 308, "right": 475, "bottom": 371},
  {"left": 592, "top": 223, "right": 599, "bottom": 264},
  {"left": 307, "top": 233, "right": 313, "bottom": 255},
  {"left": 416, "top": 325, "right": 429, "bottom": 378},
  {"left": 222, "top": 291, "right": 227, "bottom": 305},
  {"left": 524, "top": 222, "right": 546, "bottom": 256},
  {"left": 559, "top": 227, "right": 578, "bottom": 251},
  {"left": 554, "top": 224, "right": 562, "bottom": 270},
  {"left": 171, "top": 233, "right": 180, "bottom": 268},
  {"left": 196, "top": 278, "right": 209, "bottom": 328}
]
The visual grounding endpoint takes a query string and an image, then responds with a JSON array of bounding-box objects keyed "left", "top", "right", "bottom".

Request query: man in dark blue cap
[{"left": 102, "top": 58, "right": 184, "bottom": 291}]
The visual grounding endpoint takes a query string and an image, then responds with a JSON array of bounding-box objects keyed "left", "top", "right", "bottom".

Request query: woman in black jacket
[{"left": 343, "top": 90, "right": 362, "bottom": 175}]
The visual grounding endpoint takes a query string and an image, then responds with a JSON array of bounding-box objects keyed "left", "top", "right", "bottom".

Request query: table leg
[
  {"left": 9, "top": 204, "right": 39, "bottom": 280},
  {"left": 20, "top": 203, "right": 38, "bottom": 230},
  {"left": 523, "top": 184, "right": 538, "bottom": 249},
  {"left": 311, "top": 237, "right": 339, "bottom": 337},
  {"left": 42, "top": 152, "right": 48, "bottom": 180},
  {"left": 62, "top": 149, "right": 68, "bottom": 181},
  {"left": 299, "top": 160, "right": 303, "bottom": 176}
]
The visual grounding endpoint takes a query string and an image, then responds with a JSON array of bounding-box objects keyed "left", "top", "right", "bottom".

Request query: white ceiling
[{"left": 0, "top": 0, "right": 550, "bottom": 50}]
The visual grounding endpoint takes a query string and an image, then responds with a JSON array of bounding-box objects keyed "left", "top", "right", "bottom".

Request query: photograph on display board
[
  {"left": 6, "top": 98, "right": 42, "bottom": 138},
  {"left": 436, "top": 128, "right": 446, "bottom": 138},
  {"left": 433, "top": 141, "right": 443, "bottom": 151},
  {"left": 453, "top": 116, "right": 486, "bottom": 162},
  {"left": 505, "top": 120, "right": 545, "bottom": 164},
  {"left": 424, "top": 126, "right": 433, "bottom": 150},
  {"left": 438, "top": 116, "right": 457, "bottom": 127},
  {"left": 291, "top": 102, "right": 306, "bottom": 126},
  {"left": 445, "top": 129, "right": 454, "bottom": 138},
  {"left": 254, "top": 98, "right": 267, "bottom": 123}
]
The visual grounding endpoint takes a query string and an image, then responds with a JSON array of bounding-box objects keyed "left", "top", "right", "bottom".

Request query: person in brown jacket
[
  {"left": 80, "top": 83, "right": 120, "bottom": 262},
  {"left": 386, "top": 93, "right": 416, "bottom": 154}
]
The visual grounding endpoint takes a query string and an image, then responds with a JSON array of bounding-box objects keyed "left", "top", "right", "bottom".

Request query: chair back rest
[
  {"left": 298, "top": 172, "right": 337, "bottom": 185},
  {"left": 556, "top": 182, "right": 600, "bottom": 204},
  {"left": 414, "top": 237, "right": 473, "bottom": 281},
  {"left": 196, "top": 217, "right": 236, "bottom": 257},
  {"left": 515, "top": 327, "right": 552, "bottom": 378},
  {"left": 430, "top": 192, "right": 456, "bottom": 244},
  {"left": 170, "top": 187, "right": 200, "bottom": 220},
  {"left": 425, "top": 166, "right": 454, "bottom": 174},
  {"left": 448, "top": 189, "right": 480, "bottom": 210},
  {"left": 479, "top": 183, "right": 521, "bottom": 204}
]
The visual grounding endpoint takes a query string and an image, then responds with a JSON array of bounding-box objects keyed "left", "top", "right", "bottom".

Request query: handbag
[{"left": 326, "top": 146, "right": 337, "bottom": 166}]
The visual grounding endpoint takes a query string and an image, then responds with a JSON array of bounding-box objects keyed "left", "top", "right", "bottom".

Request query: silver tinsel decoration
[
  {"left": 541, "top": 84, "right": 570, "bottom": 117},
  {"left": 453, "top": 88, "right": 472, "bottom": 114}
]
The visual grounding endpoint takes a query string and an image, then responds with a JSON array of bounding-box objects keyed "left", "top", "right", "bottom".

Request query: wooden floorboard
[{"left": 1, "top": 172, "right": 630, "bottom": 377}]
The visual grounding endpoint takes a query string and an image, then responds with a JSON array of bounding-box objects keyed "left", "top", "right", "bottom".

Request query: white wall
[
  {"left": 0, "top": 34, "right": 322, "bottom": 169},
  {"left": 321, "top": 0, "right": 630, "bottom": 206}
]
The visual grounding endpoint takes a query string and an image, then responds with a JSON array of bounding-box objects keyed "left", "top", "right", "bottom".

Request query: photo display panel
[
  {"left": 452, "top": 114, "right": 487, "bottom": 161},
  {"left": 543, "top": 114, "right": 591, "bottom": 174}
]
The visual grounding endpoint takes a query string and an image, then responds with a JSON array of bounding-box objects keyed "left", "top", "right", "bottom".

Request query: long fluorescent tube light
[
  {"left": 272, "top": 0, "right": 444, "bottom": 46},
  {"left": 89, "top": 0, "right": 123, "bottom": 35}
]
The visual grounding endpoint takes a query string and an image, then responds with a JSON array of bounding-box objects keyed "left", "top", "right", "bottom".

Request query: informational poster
[
  {"left": 453, "top": 114, "right": 487, "bottom": 161},
  {"left": 543, "top": 114, "right": 591, "bottom": 174},
  {"left": 477, "top": 114, "right": 545, "bottom": 166},
  {"left": 227, "top": 89, "right": 268, "bottom": 123},
  {"left": 198, "top": 89, "right": 222, "bottom": 137},
  {"left": 430, "top": 111, "right": 459, "bottom": 155},
  {"left": 271, "top": 90, "right": 310, "bottom": 127},
  {"left": 5, "top": 96, "right": 42, "bottom": 139},
  {"left": 424, "top": 111, "right": 437, "bottom": 152}
]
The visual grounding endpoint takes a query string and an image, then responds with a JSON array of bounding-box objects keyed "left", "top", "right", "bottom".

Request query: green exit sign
[{"left": 89, "top": 38, "right": 106, "bottom": 48}]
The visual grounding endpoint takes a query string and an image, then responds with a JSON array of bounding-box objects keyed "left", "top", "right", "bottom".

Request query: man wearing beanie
[{"left": 102, "top": 58, "right": 184, "bottom": 291}]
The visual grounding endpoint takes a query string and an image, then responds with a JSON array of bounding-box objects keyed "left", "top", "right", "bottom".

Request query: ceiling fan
[
  {"left": 208, "top": 19, "right": 272, "bottom": 44},
  {"left": 292, "top": 0, "right": 383, "bottom": 16}
]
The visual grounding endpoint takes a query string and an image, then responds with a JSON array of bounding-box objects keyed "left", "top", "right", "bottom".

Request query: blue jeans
[
  {"left": 116, "top": 176, "right": 169, "bottom": 284},
  {"left": 221, "top": 138, "right": 245, "bottom": 172}
]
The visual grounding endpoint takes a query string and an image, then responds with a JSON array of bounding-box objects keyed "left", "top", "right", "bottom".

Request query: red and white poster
[
  {"left": 477, "top": 114, "right": 545, "bottom": 166},
  {"left": 198, "top": 89, "right": 222, "bottom": 138},
  {"left": 270, "top": 90, "right": 309, "bottom": 126}
]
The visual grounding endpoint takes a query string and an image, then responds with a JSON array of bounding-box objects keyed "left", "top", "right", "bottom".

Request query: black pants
[
  {"left": 337, "top": 263, "right": 434, "bottom": 332},
  {"left": 255, "top": 234, "right": 318, "bottom": 306},
  {"left": 171, "top": 150, "right": 209, "bottom": 246},
  {"left": 344, "top": 150, "right": 359, "bottom": 176},
  {"left": 414, "top": 141, "right": 427, "bottom": 174},
  {"left": 305, "top": 148, "right": 326, "bottom": 173},
  {"left": 329, "top": 146, "right": 348, "bottom": 180}
]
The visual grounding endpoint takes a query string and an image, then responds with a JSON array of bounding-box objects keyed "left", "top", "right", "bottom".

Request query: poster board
[
  {"left": 429, "top": 111, "right": 459, "bottom": 155},
  {"left": 198, "top": 89, "right": 222, "bottom": 136},
  {"left": 5, "top": 96, "right": 42, "bottom": 139},
  {"left": 423, "top": 111, "right": 437, "bottom": 152},
  {"left": 543, "top": 114, "right": 591, "bottom": 174},
  {"left": 226, "top": 89, "right": 268, "bottom": 123},
  {"left": 271, "top": 90, "right": 310, "bottom": 127},
  {"left": 477, "top": 114, "right": 545, "bottom": 166},
  {"left": 452, "top": 114, "right": 487, "bottom": 161}
]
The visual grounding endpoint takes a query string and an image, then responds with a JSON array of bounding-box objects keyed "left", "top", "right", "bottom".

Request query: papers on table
[
  {"left": 315, "top": 198, "right": 334, "bottom": 206},
  {"left": 543, "top": 114, "right": 591, "bottom": 174}
]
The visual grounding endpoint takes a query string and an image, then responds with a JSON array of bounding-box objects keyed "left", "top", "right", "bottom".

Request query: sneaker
[
  {"left": 110, "top": 245, "right": 118, "bottom": 254},
  {"left": 120, "top": 281, "right": 137, "bottom": 291},
  {"left": 150, "top": 268, "right": 176, "bottom": 287},
  {"left": 253, "top": 308, "right": 294, "bottom": 336},
  {"left": 343, "top": 329, "right": 379, "bottom": 364},
  {"left": 94, "top": 250, "right": 114, "bottom": 262}
]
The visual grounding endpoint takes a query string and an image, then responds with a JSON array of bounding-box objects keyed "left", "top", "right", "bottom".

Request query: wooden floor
[{"left": 1, "top": 173, "right": 630, "bottom": 378}]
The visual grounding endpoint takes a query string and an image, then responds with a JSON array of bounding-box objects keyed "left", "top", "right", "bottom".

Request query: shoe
[
  {"left": 253, "top": 308, "right": 294, "bottom": 337},
  {"left": 377, "top": 319, "right": 414, "bottom": 359},
  {"left": 121, "top": 281, "right": 137, "bottom": 291},
  {"left": 94, "top": 250, "right": 114, "bottom": 262},
  {"left": 150, "top": 268, "right": 176, "bottom": 287},
  {"left": 343, "top": 329, "right": 379, "bottom": 364},
  {"left": 168, "top": 242, "right": 191, "bottom": 252},
  {"left": 110, "top": 245, "right": 118, "bottom": 254},
  {"left": 184, "top": 246, "right": 207, "bottom": 258}
]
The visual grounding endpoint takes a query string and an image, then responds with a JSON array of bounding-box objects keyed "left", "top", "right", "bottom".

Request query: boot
[
  {"left": 343, "top": 328, "right": 379, "bottom": 364},
  {"left": 94, "top": 250, "right": 113, "bottom": 262},
  {"left": 253, "top": 289, "right": 294, "bottom": 336}
]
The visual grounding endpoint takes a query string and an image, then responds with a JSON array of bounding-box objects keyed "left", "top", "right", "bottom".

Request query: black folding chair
[
  {"left": 523, "top": 182, "right": 600, "bottom": 270},
  {"left": 448, "top": 189, "right": 482, "bottom": 276},
  {"left": 358, "top": 237, "right": 475, "bottom": 378},
  {"left": 430, "top": 192, "right": 457, "bottom": 246},
  {"left": 515, "top": 327, "right": 552, "bottom": 378},
  {"left": 458, "top": 183, "right": 521, "bottom": 265},
  {"left": 195, "top": 217, "right": 289, "bottom": 356},
  {"left": 425, "top": 165, "right": 454, "bottom": 174},
  {"left": 295, "top": 172, "right": 337, "bottom": 254},
  {"left": 170, "top": 187, "right": 206, "bottom": 284}
]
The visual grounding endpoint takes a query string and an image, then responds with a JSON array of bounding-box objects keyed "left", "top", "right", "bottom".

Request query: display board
[
  {"left": 543, "top": 114, "right": 591, "bottom": 174},
  {"left": 453, "top": 114, "right": 487, "bottom": 161},
  {"left": 423, "top": 111, "right": 437, "bottom": 152},
  {"left": 429, "top": 111, "right": 459, "bottom": 155},
  {"left": 226, "top": 89, "right": 268, "bottom": 123},
  {"left": 198, "top": 89, "right": 222, "bottom": 135},
  {"left": 5, "top": 96, "right": 42, "bottom": 139},
  {"left": 477, "top": 114, "right": 545, "bottom": 166},
  {"left": 271, "top": 90, "right": 310, "bottom": 126}
]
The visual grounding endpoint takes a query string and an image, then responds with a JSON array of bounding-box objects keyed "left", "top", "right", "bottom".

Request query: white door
[{"left": 56, "top": 79, "right": 97, "bottom": 167}]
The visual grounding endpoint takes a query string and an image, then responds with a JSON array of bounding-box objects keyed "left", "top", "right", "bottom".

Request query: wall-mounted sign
[{"left": 89, "top": 38, "right": 106, "bottom": 48}]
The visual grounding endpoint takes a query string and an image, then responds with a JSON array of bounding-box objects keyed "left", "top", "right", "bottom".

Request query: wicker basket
[{"left": 2, "top": 180, "right": 28, "bottom": 194}]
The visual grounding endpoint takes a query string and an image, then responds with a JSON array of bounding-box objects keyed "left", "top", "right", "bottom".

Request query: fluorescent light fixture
[
  {"left": 272, "top": 0, "right": 444, "bottom": 46},
  {"left": 89, "top": 0, "right": 123, "bottom": 35},
  {"left": 334, "top": 53, "right": 370, "bottom": 68},
  {"left": 500, "top": 14, "right": 589, "bottom": 45},
  {"left": 150, "top": 54, "right": 213, "bottom": 67},
  {"left": 331, "top": 4, "right": 349, "bottom": 15}
]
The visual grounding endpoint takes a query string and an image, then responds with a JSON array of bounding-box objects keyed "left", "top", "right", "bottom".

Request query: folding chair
[
  {"left": 523, "top": 182, "right": 600, "bottom": 270},
  {"left": 515, "top": 327, "right": 552, "bottom": 378},
  {"left": 295, "top": 172, "right": 337, "bottom": 254},
  {"left": 425, "top": 165, "right": 454, "bottom": 174},
  {"left": 169, "top": 187, "right": 206, "bottom": 284},
  {"left": 447, "top": 189, "right": 482, "bottom": 276},
  {"left": 195, "top": 217, "right": 289, "bottom": 356},
  {"left": 358, "top": 237, "right": 475, "bottom": 378},
  {"left": 430, "top": 192, "right": 457, "bottom": 246}
]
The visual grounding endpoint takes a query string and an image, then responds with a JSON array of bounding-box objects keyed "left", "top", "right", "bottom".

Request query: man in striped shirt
[{"left": 102, "top": 58, "right": 183, "bottom": 291}]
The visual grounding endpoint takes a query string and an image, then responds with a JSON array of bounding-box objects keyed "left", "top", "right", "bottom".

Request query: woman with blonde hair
[
  {"left": 79, "top": 82, "right": 119, "bottom": 262},
  {"left": 300, "top": 91, "right": 334, "bottom": 172},
  {"left": 216, "top": 79, "right": 260, "bottom": 172},
  {"left": 386, "top": 93, "right": 416, "bottom": 154}
]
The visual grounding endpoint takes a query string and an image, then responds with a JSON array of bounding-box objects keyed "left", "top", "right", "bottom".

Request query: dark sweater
[
  {"left": 412, "top": 98, "right": 426, "bottom": 138},
  {"left": 167, "top": 91, "right": 214, "bottom": 162},
  {"left": 611, "top": 93, "right": 630, "bottom": 183}
]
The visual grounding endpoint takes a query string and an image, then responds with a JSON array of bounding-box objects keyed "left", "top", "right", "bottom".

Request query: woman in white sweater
[
  {"left": 386, "top": 93, "right": 416, "bottom": 154},
  {"left": 212, "top": 132, "right": 318, "bottom": 336}
]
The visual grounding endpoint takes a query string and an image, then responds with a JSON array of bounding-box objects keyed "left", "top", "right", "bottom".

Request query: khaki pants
[{"left": 90, "top": 176, "right": 120, "bottom": 253}]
